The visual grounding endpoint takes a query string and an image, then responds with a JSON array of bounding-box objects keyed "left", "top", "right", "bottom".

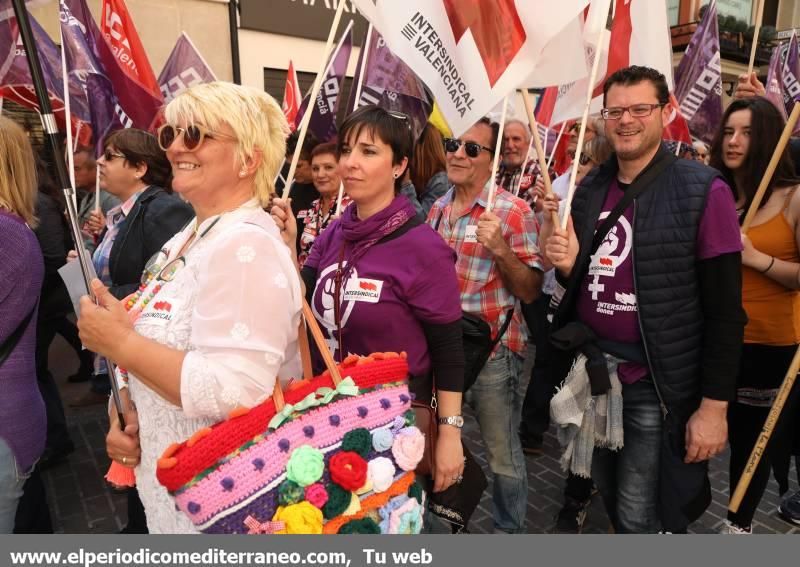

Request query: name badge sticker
[
  {"left": 343, "top": 278, "right": 384, "bottom": 303},
  {"left": 464, "top": 225, "right": 478, "bottom": 243}
]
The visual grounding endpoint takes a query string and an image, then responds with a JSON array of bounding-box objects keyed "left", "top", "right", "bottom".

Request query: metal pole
[
  {"left": 13, "top": 0, "right": 126, "bottom": 424},
  {"left": 229, "top": 0, "right": 241, "bottom": 84}
]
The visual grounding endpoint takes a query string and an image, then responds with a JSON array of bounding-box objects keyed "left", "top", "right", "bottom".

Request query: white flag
[{"left": 353, "top": 0, "right": 590, "bottom": 136}]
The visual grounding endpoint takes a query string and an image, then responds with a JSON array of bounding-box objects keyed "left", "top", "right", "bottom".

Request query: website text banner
[{"left": 1, "top": 535, "right": 797, "bottom": 567}]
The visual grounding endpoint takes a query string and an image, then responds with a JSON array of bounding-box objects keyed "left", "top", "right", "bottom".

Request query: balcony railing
[{"left": 670, "top": 22, "right": 776, "bottom": 67}]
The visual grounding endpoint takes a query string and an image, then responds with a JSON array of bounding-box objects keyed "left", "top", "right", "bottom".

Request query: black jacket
[
  {"left": 106, "top": 186, "right": 194, "bottom": 300},
  {"left": 551, "top": 147, "right": 746, "bottom": 415}
]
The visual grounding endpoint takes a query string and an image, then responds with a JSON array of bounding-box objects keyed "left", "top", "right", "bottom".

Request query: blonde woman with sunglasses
[{"left": 78, "top": 82, "right": 300, "bottom": 533}]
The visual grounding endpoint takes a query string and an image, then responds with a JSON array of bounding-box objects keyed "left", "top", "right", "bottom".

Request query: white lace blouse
[{"left": 120, "top": 200, "right": 302, "bottom": 533}]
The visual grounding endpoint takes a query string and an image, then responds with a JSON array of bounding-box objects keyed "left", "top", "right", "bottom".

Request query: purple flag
[
  {"left": 674, "top": 0, "right": 722, "bottom": 144},
  {"left": 296, "top": 20, "right": 353, "bottom": 143},
  {"left": 158, "top": 32, "right": 217, "bottom": 103},
  {"left": 349, "top": 29, "right": 433, "bottom": 142},
  {"left": 766, "top": 32, "right": 800, "bottom": 135},
  {"left": 60, "top": 0, "right": 162, "bottom": 149}
]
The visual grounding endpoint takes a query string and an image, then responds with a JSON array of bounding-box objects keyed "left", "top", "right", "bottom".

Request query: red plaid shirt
[{"left": 428, "top": 183, "right": 542, "bottom": 356}]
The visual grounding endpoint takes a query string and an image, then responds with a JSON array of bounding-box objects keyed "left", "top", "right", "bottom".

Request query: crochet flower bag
[{"left": 156, "top": 301, "right": 426, "bottom": 534}]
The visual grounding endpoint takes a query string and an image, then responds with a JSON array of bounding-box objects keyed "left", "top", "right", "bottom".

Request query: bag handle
[{"left": 273, "top": 298, "right": 343, "bottom": 412}]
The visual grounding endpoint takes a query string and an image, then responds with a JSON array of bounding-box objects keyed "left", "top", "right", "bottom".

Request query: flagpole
[
  {"left": 228, "top": 0, "right": 240, "bottom": 84},
  {"left": 513, "top": 129, "right": 534, "bottom": 198},
  {"left": 521, "top": 89, "right": 559, "bottom": 226},
  {"left": 334, "top": 22, "right": 373, "bottom": 218},
  {"left": 59, "top": 25, "right": 77, "bottom": 206},
  {"left": 486, "top": 95, "right": 509, "bottom": 213},
  {"left": 747, "top": 0, "right": 764, "bottom": 78},
  {"left": 12, "top": 0, "right": 127, "bottom": 427},
  {"left": 675, "top": 140, "right": 682, "bottom": 156},
  {"left": 282, "top": 0, "right": 347, "bottom": 198},
  {"left": 561, "top": 11, "right": 609, "bottom": 230}
]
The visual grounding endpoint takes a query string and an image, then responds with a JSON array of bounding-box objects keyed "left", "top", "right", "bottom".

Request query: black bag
[
  {"left": 462, "top": 309, "right": 514, "bottom": 392},
  {"left": 428, "top": 446, "right": 488, "bottom": 533}
]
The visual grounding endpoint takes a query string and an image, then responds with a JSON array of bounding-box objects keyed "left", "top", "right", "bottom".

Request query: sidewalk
[{"left": 44, "top": 336, "right": 799, "bottom": 534}]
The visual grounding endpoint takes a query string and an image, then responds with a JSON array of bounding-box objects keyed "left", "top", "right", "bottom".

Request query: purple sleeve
[
  {"left": 407, "top": 230, "right": 462, "bottom": 325},
  {"left": 697, "top": 178, "right": 743, "bottom": 260}
]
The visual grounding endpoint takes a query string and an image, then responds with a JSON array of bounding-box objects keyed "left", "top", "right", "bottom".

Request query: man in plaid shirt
[{"left": 428, "top": 117, "right": 544, "bottom": 534}]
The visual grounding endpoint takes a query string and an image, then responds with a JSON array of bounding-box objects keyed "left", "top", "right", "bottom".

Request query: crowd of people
[{"left": 1, "top": 64, "right": 799, "bottom": 535}]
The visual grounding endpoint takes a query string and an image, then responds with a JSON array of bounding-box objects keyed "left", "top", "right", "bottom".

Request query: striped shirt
[{"left": 427, "top": 182, "right": 542, "bottom": 356}]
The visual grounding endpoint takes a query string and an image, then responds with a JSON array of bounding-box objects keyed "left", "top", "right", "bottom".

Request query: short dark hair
[
  {"left": 709, "top": 97, "right": 800, "bottom": 218},
  {"left": 603, "top": 65, "right": 670, "bottom": 107},
  {"left": 310, "top": 141, "right": 337, "bottom": 161},
  {"left": 337, "top": 105, "right": 413, "bottom": 192},
  {"left": 286, "top": 130, "right": 319, "bottom": 161},
  {"left": 104, "top": 129, "right": 172, "bottom": 191},
  {"left": 477, "top": 116, "right": 500, "bottom": 153}
]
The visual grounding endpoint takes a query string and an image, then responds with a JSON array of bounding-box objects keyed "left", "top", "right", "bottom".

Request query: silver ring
[
  {"left": 455, "top": 474, "right": 464, "bottom": 484},
  {"left": 122, "top": 456, "right": 128, "bottom": 465}
]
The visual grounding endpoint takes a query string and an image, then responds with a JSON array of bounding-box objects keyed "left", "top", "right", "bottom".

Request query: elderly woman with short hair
[{"left": 78, "top": 82, "right": 302, "bottom": 533}]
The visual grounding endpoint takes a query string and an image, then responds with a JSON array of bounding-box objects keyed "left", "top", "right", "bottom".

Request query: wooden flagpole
[
  {"left": 281, "top": 0, "right": 346, "bottom": 197},
  {"left": 486, "top": 95, "right": 509, "bottom": 213},
  {"left": 520, "top": 89, "right": 560, "bottom": 226},
  {"left": 560, "top": 12, "right": 608, "bottom": 230},
  {"left": 334, "top": 22, "right": 373, "bottom": 218},
  {"left": 547, "top": 122, "right": 567, "bottom": 171},
  {"left": 729, "top": 347, "right": 800, "bottom": 512},
  {"left": 746, "top": 0, "right": 764, "bottom": 78}
]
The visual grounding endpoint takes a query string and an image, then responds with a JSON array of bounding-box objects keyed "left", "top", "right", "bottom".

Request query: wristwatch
[{"left": 437, "top": 415, "right": 464, "bottom": 428}]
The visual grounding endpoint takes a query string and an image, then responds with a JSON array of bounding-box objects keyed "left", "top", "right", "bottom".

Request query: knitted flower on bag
[
  {"left": 338, "top": 517, "right": 381, "bottom": 534},
  {"left": 367, "top": 457, "right": 396, "bottom": 493},
  {"left": 277, "top": 480, "right": 304, "bottom": 506},
  {"left": 273, "top": 502, "right": 323, "bottom": 534},
  {"left": 330, "top": 451, "right": 368, "bottom": 491},
  {"left": 391, "top": 427, "right": 425, "bottom": 471},
  {"left": 286, "top": 445, "right": 325, "bottom": 487},
  {"left": 371, "top": 428, "right": 394, "bottom": 453},
  {"left": 304, "top": 483, "right": 328, "bottom": 509},
  {"left": 322, "top": 484, "right": 352, "bottom": 519},
  {"left": 341, "top": 428, "right": 372, "bottom": 458}
]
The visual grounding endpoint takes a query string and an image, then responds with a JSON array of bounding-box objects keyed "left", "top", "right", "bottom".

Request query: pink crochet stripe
[{"left": 175, "top": 385, "right": 411, "bottom": 524}]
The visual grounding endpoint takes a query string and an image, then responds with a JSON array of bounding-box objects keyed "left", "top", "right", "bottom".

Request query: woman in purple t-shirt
[
  {"left": 0, "top": 116, "right": 46, "bottom": 532},
  {"left": 272, "top": 105, "right": 467, "bottom": 499}
]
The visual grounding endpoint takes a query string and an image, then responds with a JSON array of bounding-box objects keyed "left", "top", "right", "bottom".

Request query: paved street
[{"left": 43, "top": 334, "right": 799, "bottom": 535}]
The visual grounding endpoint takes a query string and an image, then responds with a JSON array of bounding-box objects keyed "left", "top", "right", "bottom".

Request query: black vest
[{"left": 552, "top": 147, "right": 720, "bottom": 415}]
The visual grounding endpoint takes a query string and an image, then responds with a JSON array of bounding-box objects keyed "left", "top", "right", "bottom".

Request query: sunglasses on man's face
[
  {"left": 157, "top": 124, "right": 236, "bottom": 152},
  {"left": 443, "top": 138, "right": 493, "bottom": 158}
]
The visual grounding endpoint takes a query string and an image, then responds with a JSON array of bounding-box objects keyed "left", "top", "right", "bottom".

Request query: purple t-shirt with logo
[
  {"left": 575, "top": 177, "right": 742, "bottom": 383},
  {"left": 304, "top": 220, "right": 462, "bottom": 377}
]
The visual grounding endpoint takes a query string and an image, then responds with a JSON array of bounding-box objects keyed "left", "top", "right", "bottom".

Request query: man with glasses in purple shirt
[{"left": 542, "top": 66, "right": 746, "bottom": 533}]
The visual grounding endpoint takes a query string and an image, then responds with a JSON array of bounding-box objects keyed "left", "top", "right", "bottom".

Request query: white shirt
[{"left": 122, "top": 200, "right": 302, "bottom": 533}]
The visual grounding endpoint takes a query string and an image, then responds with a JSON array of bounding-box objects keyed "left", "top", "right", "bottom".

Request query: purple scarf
[{"left": 339, "top": 195, "right": 416, "bottom": 279}]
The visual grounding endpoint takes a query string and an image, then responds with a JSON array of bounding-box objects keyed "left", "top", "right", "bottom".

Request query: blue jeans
[
  {"left": 591, "top": 378, "right": 663, "bottom": 533},
  {"left": 0, "top": 438, "right": 29, "bottom": 533},
  {"left": 465, "top": 346, "right": 527, "bottom": 533}
]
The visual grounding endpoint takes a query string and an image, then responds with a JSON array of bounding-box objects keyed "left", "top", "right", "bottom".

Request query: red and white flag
[
  {"left": 542, "top": 0, "right": 690, "bottom": 143},
  {"left": 282, "top": 60, "right": 302, "bottom": 132},
  {"left": 353, "top": 0, "right": 590, "bottom": 136},
  {"left": 101, "top": 0, "right": 162, "bottom": 100}
]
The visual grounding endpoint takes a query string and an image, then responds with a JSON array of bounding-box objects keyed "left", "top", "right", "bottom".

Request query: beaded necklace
[{"left": 116, "top": 215, "right": 222, "bottom": 386}]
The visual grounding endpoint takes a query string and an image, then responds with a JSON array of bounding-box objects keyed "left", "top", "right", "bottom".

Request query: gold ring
[{"left": 122, "top": 456, "right": 128, "bottom": 465}]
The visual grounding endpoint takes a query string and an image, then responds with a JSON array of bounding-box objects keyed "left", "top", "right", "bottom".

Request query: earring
[
  {"left": 239, "top": 168, "right": 247, "bottom": 178},
  {"left": 393, "top": 172, "right": 399, "bottom": 179}
]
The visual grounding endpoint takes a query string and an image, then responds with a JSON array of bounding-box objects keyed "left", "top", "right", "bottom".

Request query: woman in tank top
[{"left": 709, "top": 97, "right": 800, "bottom": 534}]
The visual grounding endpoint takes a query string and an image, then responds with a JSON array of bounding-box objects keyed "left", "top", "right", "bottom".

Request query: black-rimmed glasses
[
  {"left": 601, "top": 103, "right": 665, "bottom": 121},
  {"left": 443, "top": 138, "right": 493, "bottom": 158}
]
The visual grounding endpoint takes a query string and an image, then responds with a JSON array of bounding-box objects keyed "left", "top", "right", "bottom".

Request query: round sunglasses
[{"left": 157, "top": 124, "right": 236, "bottom": 152}]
